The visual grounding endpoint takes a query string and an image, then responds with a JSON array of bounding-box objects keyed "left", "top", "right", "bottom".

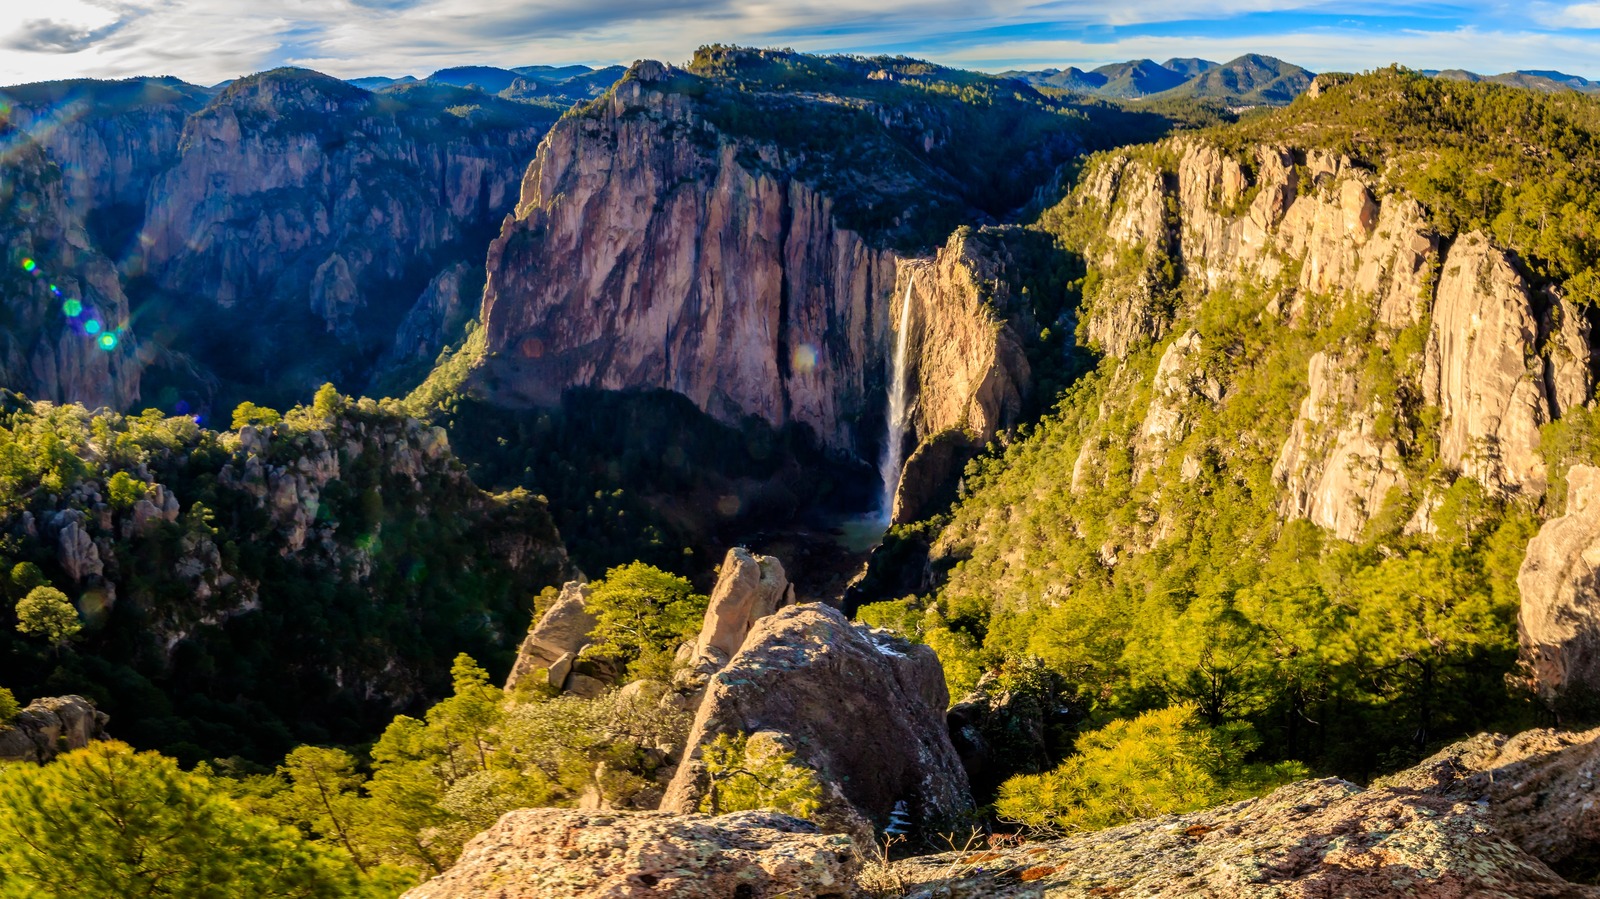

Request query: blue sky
[{"left": 4, "top": 1, "right": 1600, "bottom": 86}]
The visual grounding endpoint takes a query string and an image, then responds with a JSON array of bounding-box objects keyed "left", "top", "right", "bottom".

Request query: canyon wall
[
  {"left": 477, "top": 62, "right": 1047, "bottom": 509},
  {"left": 1072, "top": 139, "right": 1594, "bottom": 542}
]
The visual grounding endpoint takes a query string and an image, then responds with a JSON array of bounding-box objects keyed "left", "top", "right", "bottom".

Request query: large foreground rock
[
  {"left": 1377, "top": 724, "right": 1600, "bottom": 876},
  {"left": 402, "top": 808, "right": 856, "bottom": 899},
  {"left": 1519, "top": 464, "right": 1600, "bottom": 712},
  {"left": 0, "top": 695, "right": 109, "bottom": 763},
  {"left": 890, "top": 777, "right": 1593, "bottom": 898},
  {"left": 661, "top": 604, "right": 972, "bottom": 840}
]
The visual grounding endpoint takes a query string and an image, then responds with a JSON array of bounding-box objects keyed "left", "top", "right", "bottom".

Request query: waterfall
[{"left": 878, "top": 279, "right": 914, "bottom": 522}]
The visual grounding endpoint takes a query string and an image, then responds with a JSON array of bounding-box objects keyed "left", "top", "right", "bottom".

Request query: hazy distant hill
[
  {"left": 1432, "top": 68, "right": 1600, "bottom": 93},
  {"left": 1004, "top": 54, "right": 1312, "bottom": 105},
  {"left": 339, "top": 63, "right": 624, "bottom": 104}
]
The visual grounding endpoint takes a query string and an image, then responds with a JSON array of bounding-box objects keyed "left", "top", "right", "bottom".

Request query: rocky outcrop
[
  {"left": 1424, "top": 232, "right": 1556, "bottom": 497},
  {"left": 685, "top": 548, "right": 794, "bottom": 671},
  {"left": 661, "top": 604, "right": 971, "bottom": 842},
  {"left": 402, "top": 808, "right": 857, "bottom": 899},
  {"left": 1518, "top": 465, "right": 1600, "bottom": 710},
  {"left": 1377, "top": 725, "right": 1600, "bottom": 876},
  {"left": 0, "top": 695, "right": 109, "bottom": 763},
  {"left": 505, "top": 581, "right": 597, "bottom": 693},
  {"left": 889, "top": 775, "right": 1593, "bottom": 898},
  {"left": 1273, "top": 352, "right": 1406, "bottom": 539}
]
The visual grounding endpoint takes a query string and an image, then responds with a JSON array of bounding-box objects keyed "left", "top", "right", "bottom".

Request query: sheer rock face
[
  {"left": 0, "top": 123, "right": 142, "bottom": 409},
  {"left": 660, "top": 604, "right": 971, "bottom": 841},
  {"left": 478, "top": 63, "right": 1036, "bottom": 468},
  {"left": 505, "top": 581, "right": 596, "bottom": 693},
  {"left": 401, "top": 809, "right": 857, "bottom": 899},
  {"left": 1273, "top": 352, "right": 1406, "bottom": 540},
  {"left": 139, "top": 70, "right": 545, "bottom": 338},
  {"left": 1519, "top": 465, "right": 1600, "bottom": 709},
  {"left": 1424, "top": 232, "right": 1554, "bottom": 497},
  {"left": 479, "top": 67, "right": 894, "bottom": 451},
  {"left": 891, "top": 776, "right": 1595, "bottom": 899},
  {"left": 0, "top": 695, "right": 109, "bottom": 763},
  {"left": 889, "top": 227, "right": 1037, "bottom": 522},
  {"left": 1073, "top": 139, "right": 1598, "bottom": 538}
]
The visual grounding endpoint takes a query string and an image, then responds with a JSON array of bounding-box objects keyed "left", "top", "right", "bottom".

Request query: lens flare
[
  {"left": 84, "top": 319, "right": 102, "bottom": 335},
  {"left": 97, "top": 333, "right": 118, "bottom": 351},
  {"left": 21, "top": 258, "right": 35, "bottom": 272},
  {"left": 62, "top": 298, "right": 82, "bottom": 317},
  {"left": 48, "top": 284, "right": 59, "bottom": 296}
]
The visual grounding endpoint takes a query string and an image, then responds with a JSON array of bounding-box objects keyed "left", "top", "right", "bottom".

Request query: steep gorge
[{"left": 473, "top": 57, "right": 1083, "bottom": 525}]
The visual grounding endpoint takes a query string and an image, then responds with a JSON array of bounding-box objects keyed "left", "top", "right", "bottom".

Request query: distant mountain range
[
  {"left": 1004, "top": 56, "right": 1600, "bottom": 106},
  {"left": 344, "top": 64, "right": 627, "bottom": 102},
  {"left": 1001, "top": 54, "right": 1314, "bottom": 106},
  {"left": 1425, "top": 68, "right": 1600, "bottom": 94}
]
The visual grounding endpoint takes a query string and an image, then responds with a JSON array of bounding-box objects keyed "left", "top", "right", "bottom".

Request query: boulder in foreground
[{"left": 401, "top": 808, "right": 856, "bottom": 899}]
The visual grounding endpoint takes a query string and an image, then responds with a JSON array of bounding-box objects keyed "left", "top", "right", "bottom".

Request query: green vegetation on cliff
[{"left": 0, "top": 389, "right": 566, "bottom": 764}]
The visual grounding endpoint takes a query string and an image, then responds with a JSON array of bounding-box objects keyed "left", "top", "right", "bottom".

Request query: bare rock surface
[
  {"left": 688, "top": 548, "right": 794, "bottom": 670},
  {"left": 890, "top": 776, "right": 1594, "bottom": 898},
  {"left": 1519, "top": 464, "right": 1600, "bottom": 710},
  {"left": 401, "top": 808, "right": 856, "bottom": 899},
  {"left": 505, "top": 581, "right": 597, "bottom": 693},
  {"left": 1425, "top": 231, "right": 1552, "bottom": 497},
  {"left": 1377, "top": 725, "right": 1600, "bottom": 875},
  {"left": 0, "top": 695, "right": 109, "bottom": 763},
  {"left": 661, "top": 604, "right": 971, "bottom": 840}
]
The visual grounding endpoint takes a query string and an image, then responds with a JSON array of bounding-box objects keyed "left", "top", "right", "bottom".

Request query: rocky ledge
[
  {"left": 402, "top": 808, "right": 857, "bottom": 899},
  {"left": 413, "top": 723, "right": 1600, "bottom": 898}
]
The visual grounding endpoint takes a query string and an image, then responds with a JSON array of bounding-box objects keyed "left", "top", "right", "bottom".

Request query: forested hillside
[
  {"left": 0, "top": 389, "right": 567, "bottom": 763},
  {"left": 868, "top": 68, "right": 1600, "bottom": 826}
]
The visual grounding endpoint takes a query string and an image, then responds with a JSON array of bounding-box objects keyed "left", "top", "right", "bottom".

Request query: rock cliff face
[
  {"left": 134, "top": 70, "right": 552, "bottom": 401},
  {"left": 0, "top": 117, "right": 142, "bottom": 409},
  {"left": 478, "top": 63, "right": 899, "bottom": 452},
  {"left": 504, "top": 581, "right": 597, "bottom": 694},
  {"left": 476, "top": 61, "right": 1055, "bottom": 498},
  {"left": 0, "top": 70, "right": 559, "bottom": 413},
  {"left": 1518, "top": 465, "right": 1600, "bottom": 710},
  {"left": 661, "top": 604, "right": 972, "bottom": 842},
  {"left": 1071, "top": 138, "right": 1596, "bottom": 540}
]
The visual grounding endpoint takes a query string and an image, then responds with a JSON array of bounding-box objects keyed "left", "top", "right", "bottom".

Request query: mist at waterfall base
[{"left": 827, "top": 281, "right": 915, "bottom": 557}]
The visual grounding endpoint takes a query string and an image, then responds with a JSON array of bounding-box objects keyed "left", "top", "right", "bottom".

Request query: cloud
[
  {"left": 4, "top": 15, "right": 134, "bottom": 53},
  {"left": 1535, "top": 2, "right": 1600, "bottom": 28},
  {"left": 3, "top": 0, "right": 1600, "bottom": 88}
]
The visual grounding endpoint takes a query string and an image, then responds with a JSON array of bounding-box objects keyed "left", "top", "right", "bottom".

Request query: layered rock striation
[{"left": 476, "top": 61, "right": 1053, "bottom": 508}]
